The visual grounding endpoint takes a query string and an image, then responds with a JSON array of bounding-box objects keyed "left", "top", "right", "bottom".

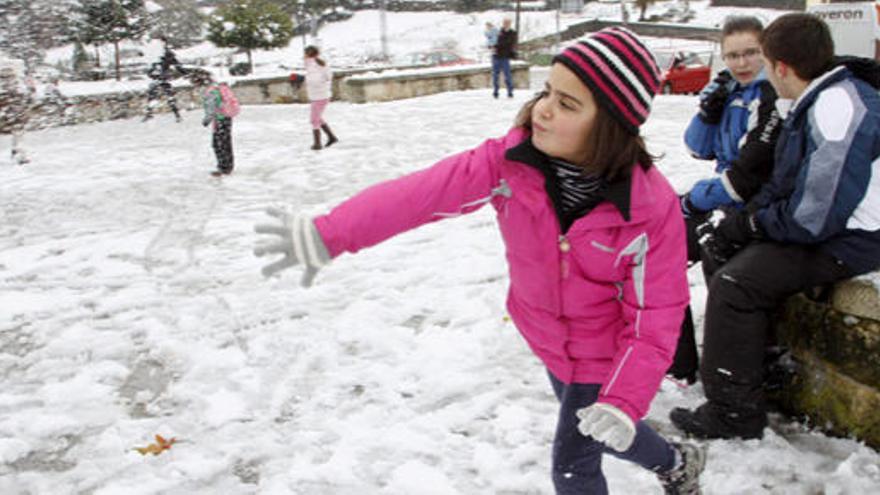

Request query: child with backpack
[{"left": 198, "top": 74, "right": 239, "bottom": 177}]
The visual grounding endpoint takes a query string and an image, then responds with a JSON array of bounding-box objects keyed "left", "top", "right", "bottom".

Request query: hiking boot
[
  {"left": 658, "top": 442, "right": 706, "bottom": 495},
  {"left": 670, "top": 402, "right": 766, "bottom": 440}
]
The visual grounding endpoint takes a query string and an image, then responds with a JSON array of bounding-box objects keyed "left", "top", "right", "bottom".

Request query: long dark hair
[
  {"left": 304, "top": 45, "right": 326, "bottom": 67},
  {"left": 514, "top": 89, "right": 657, "bottom": 181}
]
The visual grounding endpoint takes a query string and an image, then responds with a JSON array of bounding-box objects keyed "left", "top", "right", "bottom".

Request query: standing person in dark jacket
[
  {"left": 492, "top": 18, "right": 517, "bottom": 98},
  {"left": 144, "top": 37, "right": 186, "bottom": 122},
  {"left": 668, "top": 16, "right": 783, "bottom": 384},
  {"left": 670, "top": 13, "right": 880, "bottom": 441}
]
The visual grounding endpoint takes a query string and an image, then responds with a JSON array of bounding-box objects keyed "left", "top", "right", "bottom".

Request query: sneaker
[
  {"left": 670, "top": 403, "right": 765, "bottom": 440},
  {"left": 658, "top": 442, "right": 706, "bottom": 495}
]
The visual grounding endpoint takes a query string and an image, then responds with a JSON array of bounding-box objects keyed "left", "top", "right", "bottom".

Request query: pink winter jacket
[{"left": 314, "top": 127, "right": 689, "bottom": 422}]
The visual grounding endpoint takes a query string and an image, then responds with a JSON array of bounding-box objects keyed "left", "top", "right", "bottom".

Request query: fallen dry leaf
[{"left": 134, "top": 434, "right": 177, "bottom": 456}]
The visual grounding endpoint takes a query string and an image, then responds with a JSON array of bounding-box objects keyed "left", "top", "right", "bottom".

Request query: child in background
[
  {"left": 484, "top": 21, "right": 499, "bottom": 49},
  {"left": 303, "top": 45, "right": 338, "bottom": 150},
  {"left": 198, "top": 74, "right": 236, "bottom": 177},
  {"left": 255, "top": 28, "right": 704, "bottom": 494}
]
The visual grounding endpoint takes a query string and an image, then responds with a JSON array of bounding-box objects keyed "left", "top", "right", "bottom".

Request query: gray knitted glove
[{"left": 254, "top": 207, "right": 330, "bottom": 287}]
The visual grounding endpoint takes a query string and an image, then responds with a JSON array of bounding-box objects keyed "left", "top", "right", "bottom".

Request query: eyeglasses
[{"left": 722, "top": 48, "right": 761, "bottom": 62}]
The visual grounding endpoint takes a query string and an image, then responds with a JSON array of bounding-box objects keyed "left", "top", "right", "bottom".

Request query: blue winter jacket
[
  {"left": 685, "top": 72, "right": 767, "bottom": 172},
  {"left": 684, "top": 72, "right": 781, "bottom": 210},
  {"left": 752, "top": 66, "right": 880, "bottom": 275}
]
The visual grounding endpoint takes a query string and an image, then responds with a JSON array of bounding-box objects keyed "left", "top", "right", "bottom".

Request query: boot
[
  {"left": 657, "top": 442, "right": 706, "bottom": 495},
  {"left": 311, "top": 129, "right": 322, "bottom": 150},
  {"left": 321, "top": 124, "right": 338, "bottom": 147},
  {"left": 669, "top": 402, "right": 766, "bottom": 440}
]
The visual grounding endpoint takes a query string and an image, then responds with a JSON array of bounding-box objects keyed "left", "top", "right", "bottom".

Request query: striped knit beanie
[{"left": 552, "top": 27, "right": 661, "bottom": 135}]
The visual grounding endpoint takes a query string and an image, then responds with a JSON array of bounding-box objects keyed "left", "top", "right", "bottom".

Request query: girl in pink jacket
[
  {"left": 304, "top": 45, "right": 338, "bottom": 150},
  {"left": 257, "top": 28, "right": 702, "bottom": 494}
]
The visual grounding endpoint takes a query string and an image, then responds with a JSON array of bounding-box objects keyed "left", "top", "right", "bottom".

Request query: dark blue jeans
[
  {"left": 548, "top": 372, "right": 675, "bottom": 494},
  {"left": 492, "top": 55, "right": 513, "bottom": 96}
]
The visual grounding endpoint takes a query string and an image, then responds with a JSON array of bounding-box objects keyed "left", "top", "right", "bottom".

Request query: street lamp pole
[{"left": 379, "top": 0, "right": 389, "bottom": 61}]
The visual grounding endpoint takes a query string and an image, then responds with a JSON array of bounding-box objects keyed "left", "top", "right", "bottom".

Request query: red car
[{"left": 657, "top": 50, "right": 712, "bottom": 95}]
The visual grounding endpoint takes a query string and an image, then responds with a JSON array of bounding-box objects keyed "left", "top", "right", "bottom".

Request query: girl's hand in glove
[
  {"left": 576, "top": 403, "right": 636, "bottom": 452},
  {"left": 254, "top": 207, "right": 330, "bottom": 287}
]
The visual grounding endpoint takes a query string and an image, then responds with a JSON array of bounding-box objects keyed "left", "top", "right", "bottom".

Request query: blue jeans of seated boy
[
  {"left": 548, "top": 372, "right": 676, "bottom": 494},
  {"left": 492, "top": 55, "right": 513, "bottom": 97}
]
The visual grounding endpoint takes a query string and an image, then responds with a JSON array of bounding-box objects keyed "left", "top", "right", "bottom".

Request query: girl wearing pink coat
[{"left": 257, "top": 28, "right": 704, "bottom": 494}]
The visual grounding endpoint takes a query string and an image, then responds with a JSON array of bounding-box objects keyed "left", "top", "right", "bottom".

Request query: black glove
[
  {"left": 679, "top": 193, "right": 705, "bottom": 219},
  {"left": 716, "top": 208, "right": 763, "bottom": 245},
  {"left": 698, "top": 71, "right": 734, "bottom": 125},
  {"left": 696, "top": 208, "right": 762, "bottom": 266}
]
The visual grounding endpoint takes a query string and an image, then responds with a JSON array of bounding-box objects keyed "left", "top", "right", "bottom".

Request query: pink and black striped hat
[{"left": 553, "top": 27, "right": 661, "bottom": 135}]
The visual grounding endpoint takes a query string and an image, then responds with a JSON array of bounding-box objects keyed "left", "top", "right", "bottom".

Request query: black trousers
[
  {"left": 146, "top": 81, "right": 179, "bottom": 116},
  {"left": 212, "top": 119, "right": 234, "bottom": 173},
  {"left": 700, "top": 242, "right": 851, "bottom": 414}
]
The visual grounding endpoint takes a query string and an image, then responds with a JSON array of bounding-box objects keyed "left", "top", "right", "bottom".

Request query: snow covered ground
[{"left": 1, "top": 66, "right": 879, "bottom": 494}]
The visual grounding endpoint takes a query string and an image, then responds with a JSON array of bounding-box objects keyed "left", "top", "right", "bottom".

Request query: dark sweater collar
[{"left": 505, "top": 137, "right": 632, "bottom": 222}]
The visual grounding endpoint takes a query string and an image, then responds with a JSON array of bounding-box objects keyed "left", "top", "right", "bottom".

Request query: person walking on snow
[
  {"left": 143, "top": 37, "right": 186, "bottom": 122},
  {"left": 255, "top": 28, "right": 704, "bottom": 494},
  {"left": 304, "top": 45, "right": 338, "bottom": 150}
]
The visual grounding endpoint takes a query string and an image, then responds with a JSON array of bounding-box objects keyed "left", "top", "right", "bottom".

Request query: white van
[{"left": 806, "top": 1, "right": 880, "bottom": 59}]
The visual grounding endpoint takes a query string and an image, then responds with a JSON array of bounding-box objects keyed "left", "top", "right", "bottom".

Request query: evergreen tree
[
  {"left": 72, "top": 0, "right": 149, "bottom": 80},
  {"left": 149, "top": 0, "right": 205, "bottom": 48},
  {"left": 207, "top": 0, "right": 294, "bottom": 73}
]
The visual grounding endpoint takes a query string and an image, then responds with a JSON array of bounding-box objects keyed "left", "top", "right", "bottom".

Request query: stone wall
[
  {"left": 772, "top": 278, "right": 880, "bottom": 449},
  {"left": 345, "top": 62, "right": 530, "bottom": 103},
  {"left": 20, "top": 63, "right": 529, "bottom": 132}
]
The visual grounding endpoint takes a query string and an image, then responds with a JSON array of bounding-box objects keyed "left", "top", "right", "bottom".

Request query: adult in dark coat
[{"left": 492, "top": 18, "right": 517, "bottom": 98}]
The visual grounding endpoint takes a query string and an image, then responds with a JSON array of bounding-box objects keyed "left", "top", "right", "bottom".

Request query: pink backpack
[{"left": 213, "top": 83, "right": 240, "bottom": 118}]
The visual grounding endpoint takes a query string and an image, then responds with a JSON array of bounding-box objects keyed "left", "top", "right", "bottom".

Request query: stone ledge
[
  {"left": 833, "top": 277, "right": 880, "bottom": 322},
  {"left": 774, "top": 284, "right": 880, "bottom": 448}
]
